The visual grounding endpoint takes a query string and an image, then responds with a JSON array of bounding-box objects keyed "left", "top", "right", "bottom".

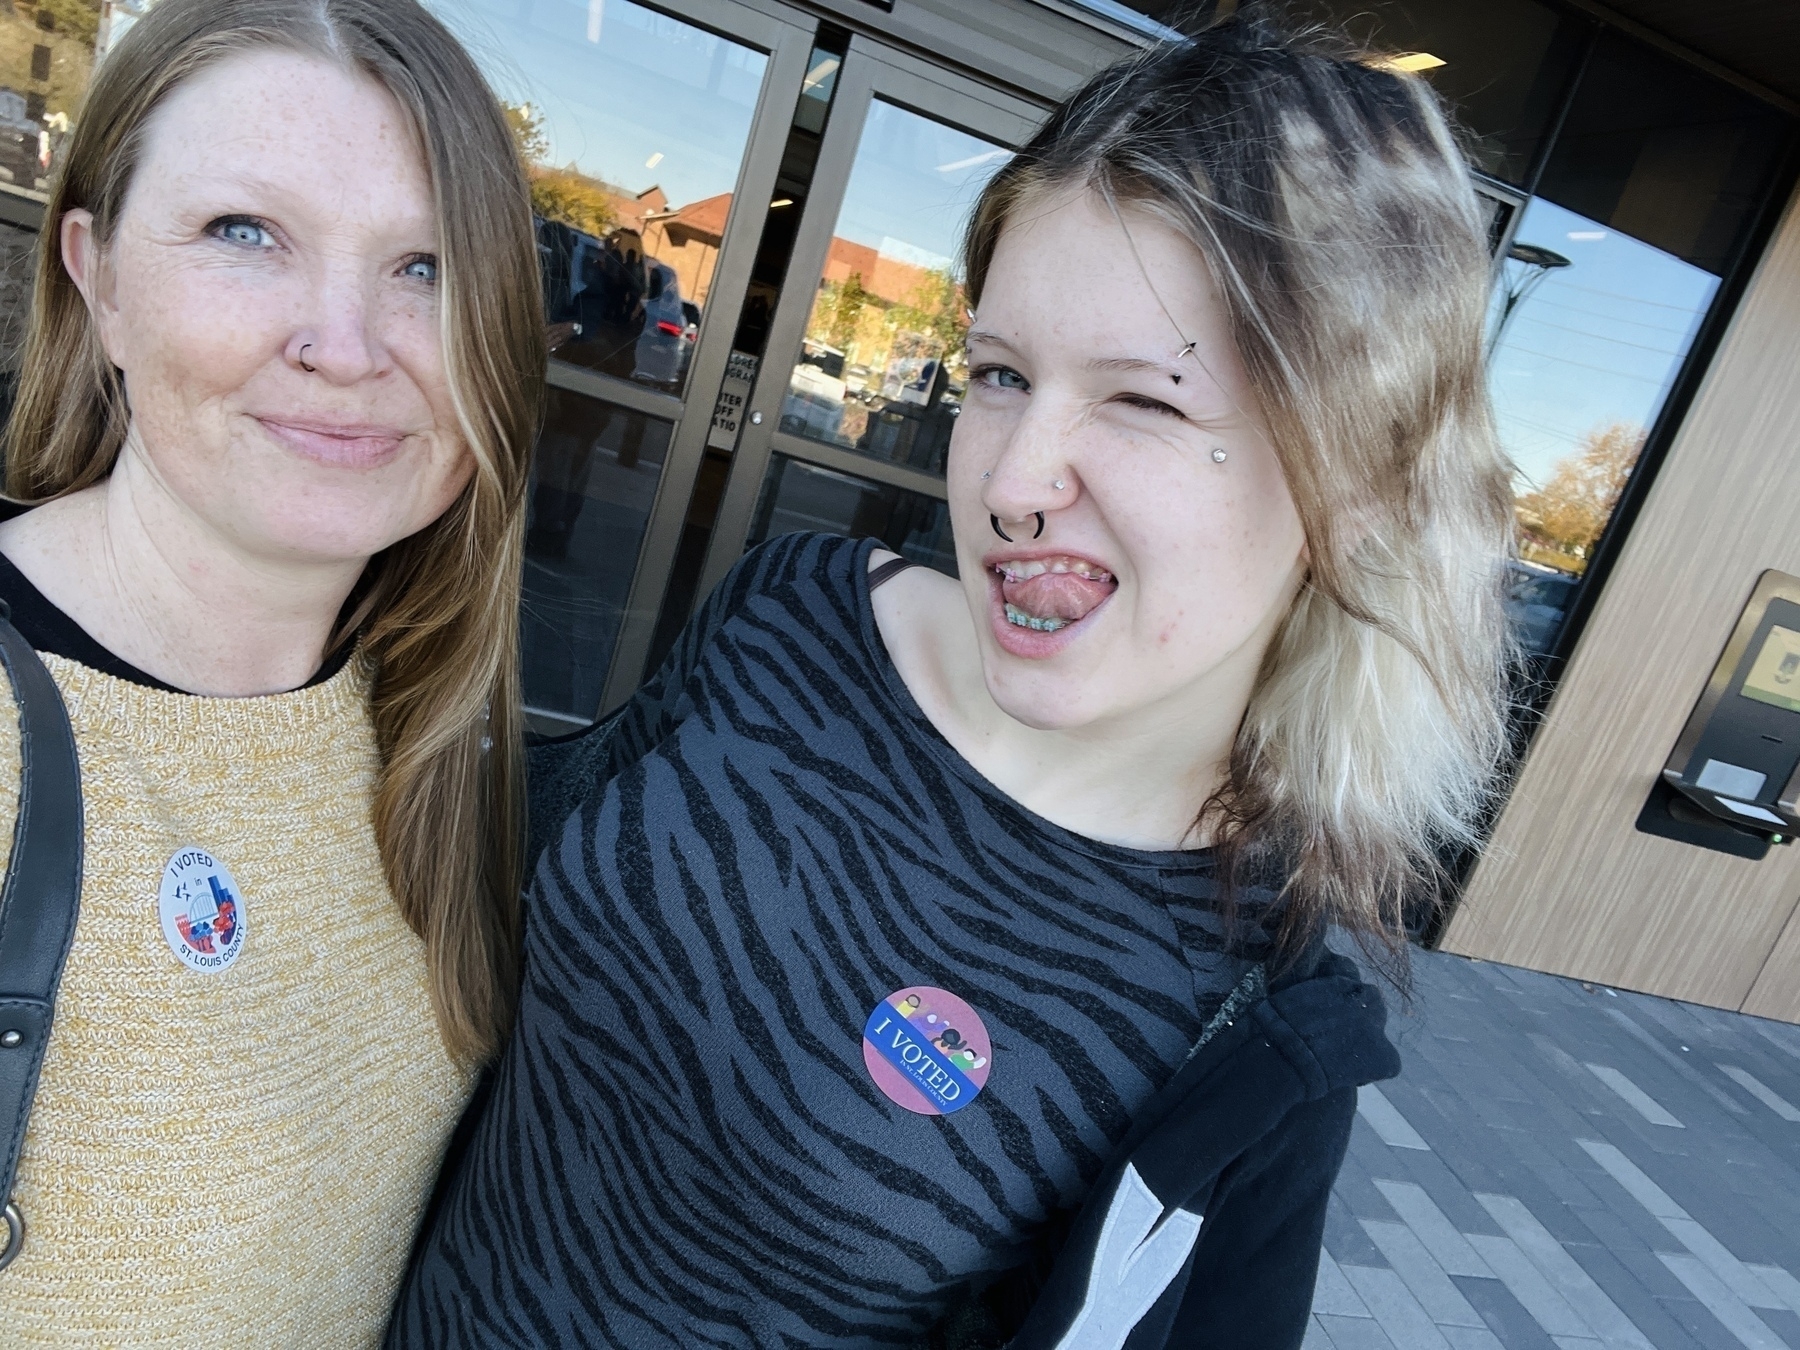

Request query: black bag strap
[{"left": 0, "top": 607, "right": 82, "bottom": 1272}]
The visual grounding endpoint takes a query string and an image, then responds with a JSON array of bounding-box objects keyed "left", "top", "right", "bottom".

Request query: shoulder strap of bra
[
  {"left": 867, "top": 556, "right": 918, "bottom": 593},
  {"left": 0, "top": 605, "right": 83, "bottom": 1273}
]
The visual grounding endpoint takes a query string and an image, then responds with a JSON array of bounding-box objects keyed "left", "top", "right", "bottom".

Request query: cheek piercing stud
[{"left": 1211, "top": 447, "right": 1228, "bottom": 463}]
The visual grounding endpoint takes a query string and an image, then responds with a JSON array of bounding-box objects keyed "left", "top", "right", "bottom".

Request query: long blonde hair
[
  {"left": 965, "top": 10, "right": 1516, "bottom": 961},
  {"left": 6, "top": 0, "right": 545, "bottom": 1060}
]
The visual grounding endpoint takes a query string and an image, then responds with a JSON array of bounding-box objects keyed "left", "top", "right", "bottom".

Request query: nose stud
[
  {"left": 298, "top": 343, "right": 316, "bottom": 373},
  {"left": 1053, "top": 479, "right": 1066, "bottom": 491},
  {"left": 980, "top": 471, "right": 991, "bottom": 480},
  {"left": 1211, "top": 447, "right": 1227, "bottom": 463}
]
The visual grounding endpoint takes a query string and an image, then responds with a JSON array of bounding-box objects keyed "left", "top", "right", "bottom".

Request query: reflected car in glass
[
  {"left": 1506, "top": 560, "right": 1580, "bottom": 656},
  {"left": 634, "top": 262, "right": 699, "bottom": 391}
]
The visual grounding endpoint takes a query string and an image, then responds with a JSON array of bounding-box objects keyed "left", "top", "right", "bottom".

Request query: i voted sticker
[
  {"left": 158, "top": 847, "right": 246, "bottom": 975},
  {"left": 862, "top": 985, "right": 991, "bottom": 1116}
]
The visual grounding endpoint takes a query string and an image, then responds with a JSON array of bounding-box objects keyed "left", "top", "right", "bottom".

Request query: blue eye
[
  {"left": 974, "top": 364, "right": 1028, "bottom": 391},
  {"left": 213, "top": 217, "right": 273, "bottom": 248},
  {"left": 402, "top": 255, "right": 438, "bottom": 283}
]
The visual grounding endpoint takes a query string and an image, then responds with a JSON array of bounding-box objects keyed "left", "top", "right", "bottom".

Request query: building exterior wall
[{"left": 1445, "top": 182, "right": 1800, "bottom": 1020}]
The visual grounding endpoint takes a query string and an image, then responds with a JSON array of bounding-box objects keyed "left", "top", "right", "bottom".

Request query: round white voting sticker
[{"left": 158, "top": 847, "right": 246, "bottom": 974}]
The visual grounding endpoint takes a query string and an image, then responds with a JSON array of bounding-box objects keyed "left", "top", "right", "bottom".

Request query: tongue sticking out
[{"left": 999, "top": 562, "right": 1115, "bottom": 632}]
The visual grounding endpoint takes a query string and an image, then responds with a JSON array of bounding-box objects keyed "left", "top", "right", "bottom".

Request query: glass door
[
  {"left": 693, "top": 38, "right": 1046, "bottom": 609},
  {"left": 424, "top": 0, "right": 816, "bottom": 730}
]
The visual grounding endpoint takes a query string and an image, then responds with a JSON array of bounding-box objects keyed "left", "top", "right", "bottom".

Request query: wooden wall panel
[
  {"left": 1745, "top": 897, "right": 1800, "bottom": 1021},
  {"left": 1444, "top": 188, "right": 1800, "bottom": 1020}
]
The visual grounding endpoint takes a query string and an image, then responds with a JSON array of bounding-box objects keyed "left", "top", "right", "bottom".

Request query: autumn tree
[
  {"left": 890, "top": 267, "right": 968, "bottom": 354},
  {"left": 827, "top": 272, "right": 868, "bottom": 351},
  {"left": 503, "top": 102, "right": 617, "bottom": 238},
  {"left": 1515, "top": 421, "right": 1645, "bottom": 570}
]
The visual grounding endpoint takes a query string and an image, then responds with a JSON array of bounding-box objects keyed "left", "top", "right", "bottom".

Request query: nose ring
[
  {"left": 298, "top": 343, "right": 316, "bottom": 373},
  {"left": 989, "top": 512, "right": 1045, "bottom": 543}
]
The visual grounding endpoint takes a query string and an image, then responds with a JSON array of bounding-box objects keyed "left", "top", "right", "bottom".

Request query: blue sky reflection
[
  {"left": 1489, "top": 197, "right": 1716, "bottom": 492},
  {"left": 426, "top": 0, "right": 767, "bottom": 213}
]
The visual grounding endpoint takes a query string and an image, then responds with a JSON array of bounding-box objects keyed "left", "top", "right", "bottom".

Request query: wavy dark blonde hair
[
  {"left": 5, "top": 0, "right": 545, "bottom": 1060},
  {"left": 964, "top": 10, "right": 1516, "bottom": 961}
]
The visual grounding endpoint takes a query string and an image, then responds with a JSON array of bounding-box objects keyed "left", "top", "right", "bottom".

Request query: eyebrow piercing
[{"left": 1212, "top": 448, "right": 1228, "bottom": 463}]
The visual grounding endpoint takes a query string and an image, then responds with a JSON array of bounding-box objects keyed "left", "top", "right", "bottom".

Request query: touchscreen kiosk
[{"left": 1662, "top": 570, "right": 1800, "bottom": 842}]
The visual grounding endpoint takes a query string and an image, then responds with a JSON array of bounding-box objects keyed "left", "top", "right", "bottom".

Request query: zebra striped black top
[{"left": 390, "top": 532, "right": 1273, "bottom": 1349}]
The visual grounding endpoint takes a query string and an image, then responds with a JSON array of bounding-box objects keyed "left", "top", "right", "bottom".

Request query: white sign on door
[{"left": 708, "top": 351, "right": 760, "bottom": 451}]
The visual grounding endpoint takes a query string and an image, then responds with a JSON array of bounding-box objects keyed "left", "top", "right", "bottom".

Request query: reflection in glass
[
  {"left": 0, "top": 0, "right": 99, "bottom": 202},
  {"left": 1534, "top": 31, "right": 1792, "bottom": 276},
  {"left": 426, "top": 0, "right": 767, "bottom": 394},
  {"left": 783, "top": 100, "right": 1011, "bottom": 475},
  {"left": 1302, "top": 0, "right": 1584, "bottom": 184},
  {"left": 1489, "top": 198, "right": 1717, "bottom": 655},
  {"left": 521, "top": 387, "right": 672, "bottom": 725},
  {"left": 748, "top": 456, "right": 956, "bottom": 575}
]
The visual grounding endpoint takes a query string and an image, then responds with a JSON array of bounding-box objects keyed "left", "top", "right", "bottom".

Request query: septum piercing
[
  {"left": 298, "top": 343, "right": 316, "bottom": 373},
  {"left": 989, "top": 513, "right": 1046, "bottom": 543},
  {"left": 1212, "top": 448, "right": 1228, "bottom": 463}
]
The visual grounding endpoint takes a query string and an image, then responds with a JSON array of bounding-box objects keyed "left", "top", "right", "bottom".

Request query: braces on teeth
[{"left": 1004, "top": 603, "right": 1069, "bottom": 632}]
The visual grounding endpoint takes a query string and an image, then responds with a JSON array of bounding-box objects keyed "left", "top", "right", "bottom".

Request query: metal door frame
[
  {"left": 693, "top": 35, "right": 1046, "bottom": 603},
  {"left": 584, "top": 0, "right": 820, "bottom": 713}
]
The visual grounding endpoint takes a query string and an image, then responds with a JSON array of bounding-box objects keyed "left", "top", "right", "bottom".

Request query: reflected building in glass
[{"left": 423, "top": 0, "right": 773, "bottom": 727}]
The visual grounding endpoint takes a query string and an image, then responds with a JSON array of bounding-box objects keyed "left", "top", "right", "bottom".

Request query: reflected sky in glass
[
  {"left": 833, "top": 101, "right": 1011, "bottom": 270},
  {"left": 425, "top": 0, "right": 766, "bottom": 212},
  {"left": 1489, "top": 197, "right": 1716, "bottom": 492}
]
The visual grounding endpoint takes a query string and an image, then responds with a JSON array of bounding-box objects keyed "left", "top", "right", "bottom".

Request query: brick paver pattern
[{"left": 1309, "top": 949, "right": 1800, "bottom": 1350}]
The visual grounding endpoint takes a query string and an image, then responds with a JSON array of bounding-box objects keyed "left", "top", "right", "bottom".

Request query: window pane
[
  {"left": 1533, "top": 31, "right": 1794, "bottom": 276},
  {"left": 1301, "top": 0, "right": 1586, "bottom": 184},
  {"left": 781, "top": 100, "right": 1011, "bottom": 476},
  {"left": 522, "top": 387, "right": 672, "bottom": 724},
  {"left": 1490, "top": 198, "right": 1717, "bottom": 654},
  {"left": 426, "top": 0, "right": 769, "bottom": 394},
  {"left": 748, "top": 455, "right": 956, "bottom": 574},
  {"left": 0, "top": 0, "right": 100, "bottom": 202}
]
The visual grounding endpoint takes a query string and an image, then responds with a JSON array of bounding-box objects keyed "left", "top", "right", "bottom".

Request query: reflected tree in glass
[
  {"left": 1486, "top": 198, "right": 1717, "bottom": 655},
  {"left": 782, "top": 100, "right": 1012, "bottom": 477},
  {"left": 427, "top": 0, "right": 768, "bottom": 395}
]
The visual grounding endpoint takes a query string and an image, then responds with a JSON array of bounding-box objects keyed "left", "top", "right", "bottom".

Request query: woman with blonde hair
[
  {"left": 395, "top": 8, "right": 1513, "bottom": 1348},
  {"left": 0, "top": 0, "right": 541, "bottom": 1341}
]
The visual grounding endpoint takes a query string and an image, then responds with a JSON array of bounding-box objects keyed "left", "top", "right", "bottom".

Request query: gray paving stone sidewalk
[{"left": 1310, "top": 948, "right": 1800, "bottom": 1350}]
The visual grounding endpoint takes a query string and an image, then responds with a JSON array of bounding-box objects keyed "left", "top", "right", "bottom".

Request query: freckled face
[
  {"left": 76, "top": 50, "right": 470, "bottom": 564},
  {"left": 950, "top": 190, "right": 1308, "bottom": 731}
]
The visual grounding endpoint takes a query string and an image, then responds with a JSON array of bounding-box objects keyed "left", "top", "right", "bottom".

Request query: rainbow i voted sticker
[{"left": 862, "top": 986, "right": 992, "bottom": 1116}]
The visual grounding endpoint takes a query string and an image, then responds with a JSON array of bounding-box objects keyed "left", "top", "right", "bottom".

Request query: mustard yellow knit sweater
[{"left": 0, "top": 652, "right": 471, "bottom": 1346}]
